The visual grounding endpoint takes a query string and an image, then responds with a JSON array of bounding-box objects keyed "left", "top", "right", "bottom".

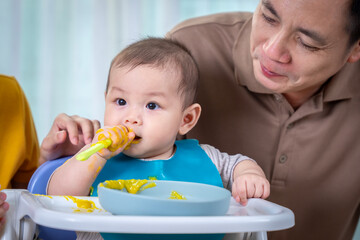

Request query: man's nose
[{"left": 263, "top": 31, "right": 291, "bottom": 64}]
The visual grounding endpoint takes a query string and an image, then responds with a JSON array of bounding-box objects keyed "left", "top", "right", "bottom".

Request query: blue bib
[
  {"left": 92, "top": 139, "right": 225, "bottom": 240},
  {"left": 91, "top": 139, "right": 223, "bottom": 196}
]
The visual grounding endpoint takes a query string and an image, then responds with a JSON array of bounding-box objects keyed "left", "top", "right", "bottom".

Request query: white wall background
[{"left": 0, "top": 0, "right": 259, "bottom": 142}]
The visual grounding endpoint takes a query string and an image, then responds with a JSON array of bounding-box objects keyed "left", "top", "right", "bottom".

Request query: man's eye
[
  {"left": 298, "top": 38, "right": 320, "bottom": 52},
  {"left": 301, "top": 42, "right": 319, "bottom": 52},
  {"left": 146, "top": 102, "right": 159, "bottom": 110},
  {"left": 116, "top": 98, "right": 126, "bottom": 106},
  {"left": 262, "top": 13, "right": 276, "bottom": 25}
]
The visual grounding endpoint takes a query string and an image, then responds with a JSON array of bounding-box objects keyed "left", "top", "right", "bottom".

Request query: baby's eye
[
  {"left": 146, "top": 102, "right": 159, "bottom": 110},
  {"left": 116, "top": 98, "right": 126, "bottom": 106}
]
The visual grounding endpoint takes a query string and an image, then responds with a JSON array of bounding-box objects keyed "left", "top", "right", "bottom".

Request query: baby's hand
[
  {"left": 93, "top": 125, "right": 135, "bottom": 159},
  {"left": 232, "top": 160, "right": 270, "bottom": 206}
]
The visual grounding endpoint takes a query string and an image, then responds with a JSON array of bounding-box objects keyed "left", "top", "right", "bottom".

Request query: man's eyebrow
[
  {"left": 297, "top": 27, "right": 327, "bottom": 45},
  {"left": 262, "top": 0, "right": 279, "bottom": 19},
  {"left": 262, "top": 0, "right": 327, "bottom": 46}
]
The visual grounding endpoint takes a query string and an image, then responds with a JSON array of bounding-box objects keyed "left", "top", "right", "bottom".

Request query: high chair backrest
[{"left": 27, "top": 156, "right": 76, "bottom": 240}]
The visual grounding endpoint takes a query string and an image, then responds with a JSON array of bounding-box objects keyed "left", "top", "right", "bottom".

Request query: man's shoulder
[{"left": 167, "top": 12, "right": 253, "bottom": 37}]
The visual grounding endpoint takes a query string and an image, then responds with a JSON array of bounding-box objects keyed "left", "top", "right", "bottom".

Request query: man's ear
[
  {"left": 178, "top": 103, "right": 201, "bottom": 136},
  {"left": 347, "top": 40, "right": 360, "bottom": 63}
]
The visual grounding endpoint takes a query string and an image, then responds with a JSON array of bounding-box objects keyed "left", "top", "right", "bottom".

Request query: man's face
[{"left": 250, "top": 0, "right": 354, "bottom": 98}]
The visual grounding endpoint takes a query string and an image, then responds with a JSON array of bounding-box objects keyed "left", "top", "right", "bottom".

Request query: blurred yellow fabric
[{"left": 0, "top": 74, "right": 39, "bottom": 189}]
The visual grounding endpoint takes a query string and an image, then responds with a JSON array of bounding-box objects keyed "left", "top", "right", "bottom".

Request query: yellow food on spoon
[{"left": 76, "top": 126, "right": 139, "bottom": 161}]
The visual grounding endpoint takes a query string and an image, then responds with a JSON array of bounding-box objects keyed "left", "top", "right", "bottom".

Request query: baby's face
[{"left": 104, "top": 64, "right": 184, "bottom": 160}]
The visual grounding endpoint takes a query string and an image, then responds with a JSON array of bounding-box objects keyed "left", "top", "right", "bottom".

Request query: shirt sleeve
[
  {"left": 12, "top": 84, "right": 40, "bottom": 186},
  {"left": 0, "top": 76, "right": 40, "bottom": 189},
  {"left": 200, "top": 144, "right": 254, "bottom": 190}
]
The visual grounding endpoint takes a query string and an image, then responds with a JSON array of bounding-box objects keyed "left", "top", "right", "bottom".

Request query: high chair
[
  {"left": 1, "top": 157, "right": 295, "bottom": 240},
  {"left": 27, "top": 156, "right": 76, "bottom": 240}
]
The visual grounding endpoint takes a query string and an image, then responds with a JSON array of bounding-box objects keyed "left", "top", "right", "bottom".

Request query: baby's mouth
[{"left": 132, "top": 135, "right": 141, "bottom": 144}]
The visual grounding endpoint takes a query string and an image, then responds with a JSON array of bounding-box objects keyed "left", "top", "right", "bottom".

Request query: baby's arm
[
  {"left": 201, "top": 144, "right": 270, "bottom": 205},
  {"left": 232, "top": 160, "right": 270, "bottom": 206},
  {"left": 47, "top": 126, "right": 134, "bottom": 196}
]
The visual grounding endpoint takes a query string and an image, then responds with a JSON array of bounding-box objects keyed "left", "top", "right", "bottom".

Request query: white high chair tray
[{"left": 4, "top": 189, "right": 294, "bottom": 234}]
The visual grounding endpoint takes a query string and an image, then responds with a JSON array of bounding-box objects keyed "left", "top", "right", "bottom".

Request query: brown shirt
[{"left": 168, "top": 12, "right": 360, "bottom": 240}]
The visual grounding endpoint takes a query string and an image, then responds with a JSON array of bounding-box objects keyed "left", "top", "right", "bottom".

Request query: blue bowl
[{"left": 98, "top": 180, "right": 231, "bottom": 216}]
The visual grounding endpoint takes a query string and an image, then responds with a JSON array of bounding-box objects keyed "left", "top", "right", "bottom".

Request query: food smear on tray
[
  {"left": 64, "top": 196, "right": 100, "bottom": 213},
  {"left": 33, "top": 194, "right": 102, "bottom": 213}
]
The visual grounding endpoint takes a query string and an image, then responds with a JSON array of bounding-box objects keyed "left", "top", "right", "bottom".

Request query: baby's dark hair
[{"left": 106, "top": 37, "right": 199, "bottom": 109}]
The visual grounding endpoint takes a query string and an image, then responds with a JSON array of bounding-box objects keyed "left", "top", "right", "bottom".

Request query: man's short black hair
[{"left": 347, "top": 0, "right": 360, "bottom": 46}]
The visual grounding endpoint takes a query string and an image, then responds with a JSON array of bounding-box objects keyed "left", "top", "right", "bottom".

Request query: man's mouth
[{"left": 260, "top": 63, "right": 283, "bottom": 78}]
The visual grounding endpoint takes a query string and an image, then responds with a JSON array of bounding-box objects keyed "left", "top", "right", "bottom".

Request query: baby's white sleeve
[{"left": 200, "top": 144, "right": 254, "bottom": 190}]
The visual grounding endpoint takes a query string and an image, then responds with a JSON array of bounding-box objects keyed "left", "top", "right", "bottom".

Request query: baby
[{"left": 48, "top": 37, "right": 270, "bottom": 240}]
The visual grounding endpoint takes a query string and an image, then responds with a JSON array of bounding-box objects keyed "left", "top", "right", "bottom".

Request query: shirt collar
[{"left": 322, "top": 62, "right": 358, "bottom": 102}]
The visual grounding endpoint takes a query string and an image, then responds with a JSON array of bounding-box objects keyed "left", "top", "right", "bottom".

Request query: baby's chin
[
  {"left": 122, "top": 142, "right": 176, "bottom": 160},
  {"left": 122, "top": 146, "right": 147, "bottom": 159},
  {"left": 122, "top": 149, "right": 165, "bottom": 160}
]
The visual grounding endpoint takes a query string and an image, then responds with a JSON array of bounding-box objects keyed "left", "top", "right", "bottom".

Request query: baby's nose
[{"left": 124, "top": 115, "right": 141, "bottom": 125}]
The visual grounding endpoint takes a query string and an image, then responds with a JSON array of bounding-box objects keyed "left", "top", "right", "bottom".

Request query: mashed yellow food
[
  {"left": 64, "top": 196, "right": 100, "bottom": 213},
  {"left": 169, "top": 190, "right": 187, "bottom": 200},
  {"left": 99, "top": 179, "right": 187, "bottom": 200},
  {"left": 99, "top": 179, "right": 156, "bottom": 194}
]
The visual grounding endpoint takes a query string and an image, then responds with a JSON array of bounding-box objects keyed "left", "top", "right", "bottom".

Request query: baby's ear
[{"left": 178, "top": 103, "right": 201, "bottom": 136}]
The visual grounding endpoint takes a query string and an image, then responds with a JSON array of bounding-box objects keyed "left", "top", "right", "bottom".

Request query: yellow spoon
[{"left": 76, "top": 139, "right": 112, "bottom": 161}]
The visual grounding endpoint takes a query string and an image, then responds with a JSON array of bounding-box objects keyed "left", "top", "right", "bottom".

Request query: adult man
[
  {"left": 166, "top": 0, "right": 360, "bottom": 239},
  {"left": 36, "top": 0, "right": 359, "bottom": 239}
]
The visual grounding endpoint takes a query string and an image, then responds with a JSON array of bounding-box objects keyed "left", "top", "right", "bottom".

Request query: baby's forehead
[
  {"left": 109, "top": 64, "right": 182, "bottom": 91},
  {"left": 112, "top": 62, "right": 181, "bottom": 81}
]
